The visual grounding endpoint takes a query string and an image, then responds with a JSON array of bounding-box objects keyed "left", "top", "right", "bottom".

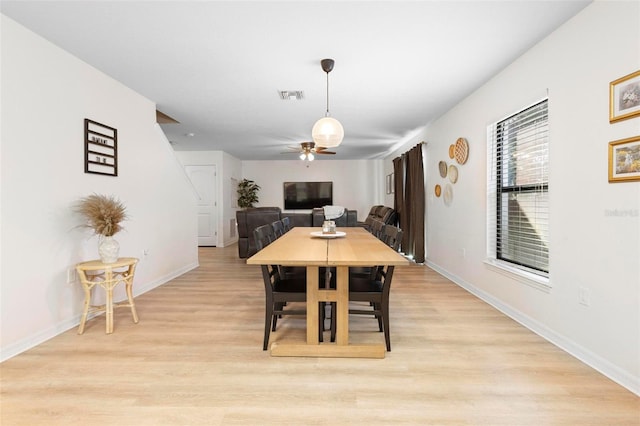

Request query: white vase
[{"left": 98, "top": 235, "right": 120, "bottom": 263}]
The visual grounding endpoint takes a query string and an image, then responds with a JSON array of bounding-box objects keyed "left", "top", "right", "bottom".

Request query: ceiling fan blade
[{"left": 280, "top": 141, "right": 338, "bottom": 156}]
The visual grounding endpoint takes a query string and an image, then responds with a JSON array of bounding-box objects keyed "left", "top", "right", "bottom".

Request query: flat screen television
[{"left": 283, "top": 181, "right": 333, "bottom": 210}]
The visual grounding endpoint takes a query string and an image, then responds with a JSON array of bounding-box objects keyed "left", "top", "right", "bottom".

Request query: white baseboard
[
  {"left": 426, "top": 260, "right": 640, "bottom": 397},
  {"left": 133, "top": 261, "right": 198, "bottom": 297},
  {"left": 221, "top": 237, "right": 239, "bottom": 248},
  {"left": 0, "top": 261, "right": 199, "bottom": 363},
  {"left": 0, "top": 316, "right": 82, "bottom": 363}
]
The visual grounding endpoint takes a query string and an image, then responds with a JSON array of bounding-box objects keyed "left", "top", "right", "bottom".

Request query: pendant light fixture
[{"left": 312, "top": 58, "right": 344, "bottom": 148}]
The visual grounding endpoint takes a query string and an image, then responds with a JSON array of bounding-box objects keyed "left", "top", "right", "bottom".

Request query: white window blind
[{"left": 487, "top": 99, "right": 549, "bottom": 276}]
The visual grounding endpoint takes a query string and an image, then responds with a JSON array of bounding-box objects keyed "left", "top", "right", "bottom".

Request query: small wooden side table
[{"left": 75, "top": 257, "right": 139, "bottom": 334}]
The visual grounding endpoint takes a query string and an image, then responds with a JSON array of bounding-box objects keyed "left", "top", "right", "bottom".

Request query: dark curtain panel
[
  {"left": 393, "top": 156, "right": 404, "bottom": 229},
  {"left": 400, "top": 153, "right": 411, "bottom": 252},
  {"left": 403, "top": 144, "right": 426, "bottom": 263}
]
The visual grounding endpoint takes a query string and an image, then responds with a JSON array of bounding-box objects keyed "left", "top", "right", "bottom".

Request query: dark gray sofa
[
  {"left": 358, "top": 205, "right": 397, "bottom": 228},
  {"left": 236, "top": 207, "right": 358, "bottom": 258}
]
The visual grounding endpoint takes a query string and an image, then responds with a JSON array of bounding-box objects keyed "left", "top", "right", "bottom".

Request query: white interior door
[{"left": 185, "top": 165, "right": 217, "bottom": 246}]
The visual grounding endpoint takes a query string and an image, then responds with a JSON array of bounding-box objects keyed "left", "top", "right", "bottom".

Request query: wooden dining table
[{"left": 246, "top": 226, "right": 409, "bottom": 358}]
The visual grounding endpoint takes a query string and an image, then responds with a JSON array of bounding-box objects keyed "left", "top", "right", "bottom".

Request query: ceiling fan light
[
  {"left": 307, "top": 152, "right": 315, "bottom": 161},
  {"left": 312, "top": 116, "right": 344, "bottom": 148},
  {"left": 299, "top": 153, "right": 306, "bottom": 160}
]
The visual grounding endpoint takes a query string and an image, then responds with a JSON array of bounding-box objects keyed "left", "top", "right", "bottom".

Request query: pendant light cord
[{"left": 325, "top": 71, "right": 330, "bottom": 117}]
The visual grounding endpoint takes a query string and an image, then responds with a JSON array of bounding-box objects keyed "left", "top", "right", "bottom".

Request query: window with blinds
[{"left": 487, "top": 99, "right": 549, "bottom": 277}]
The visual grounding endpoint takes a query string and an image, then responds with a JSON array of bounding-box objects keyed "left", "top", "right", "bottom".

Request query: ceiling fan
[{"left": 282, "top": 141, "right": 336, "bottom": 161}]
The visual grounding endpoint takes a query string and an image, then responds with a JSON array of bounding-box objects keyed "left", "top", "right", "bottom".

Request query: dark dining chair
[
  {"left": 261, "top": 221, "right": 305, "bottom": 280},
  {"left": 381, "top": 225, "right": 403, "bottom": 252},
  {"left": 271, "top": 220, "right": 285, "bottom": 238},
  {"left": 281, "top": 216, "right": 292, "bottom": 232},
  {"left": 253, "top": 224, "right": 323, "bottom": 349},
  {"left": 348, "top": 264, "right": 396, "bottom": 351},
  {"left": 349, "top": 227, "right": 402, "bottom": 282},
  {"left": 258, "top": 262, "right": 307, "bottom": 350},
  {"left": 369, "top": 219, "right": 386, "bottom": 240},
  {"left": 345, "top": 227, "right": 403, "bottom": 351},
  {"left": 256, "top": 221, "right": 302, "bottom": 278},
  {"left": 254, "top": 223, "right": 276, "bottom": 250}
]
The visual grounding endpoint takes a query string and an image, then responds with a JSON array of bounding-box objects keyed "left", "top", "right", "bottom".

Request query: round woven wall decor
[
  {"left": 448, "top": 165, "right": 458, "bottom": 183},
  {"left": 454, "top": 137, "right": 469, "bottom": 165},
  {"left": 438, "top": 161, "right": 448, "bottom": 178}
]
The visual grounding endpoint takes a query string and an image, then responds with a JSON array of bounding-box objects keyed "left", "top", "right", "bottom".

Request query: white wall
[
  {"left": 387, "top": 1, "right": 640, "bottom": 394},
  {"left": 241, "top": 159, "right": 385, "bottom": 221},
  {"left": 0, "top": 16, "right": 199, "bottom": 360},
  {"left": 173, "top": 150, "right": 243, "bottom": 246},
  {"left": 173, "top": 155, "right": 385, "bottom": 242}
]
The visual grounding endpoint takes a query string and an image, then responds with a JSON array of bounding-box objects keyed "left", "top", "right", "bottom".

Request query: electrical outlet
[
  {"left": 142, "top": 248, "right": 149, "bottom": 258},
  {"left": 67, "top": 268, "right": 77, "bottom": 284},
  {"left": 578, "top": 286, "right": 591, "bottom": 306}
]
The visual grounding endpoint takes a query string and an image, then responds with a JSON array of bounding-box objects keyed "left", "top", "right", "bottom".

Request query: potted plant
[
  {"left": 237, "top": 179, "right": 260, "bottom": 208},
  {"left": 75, "top": 194, "right": 127, "bottom": 263}
]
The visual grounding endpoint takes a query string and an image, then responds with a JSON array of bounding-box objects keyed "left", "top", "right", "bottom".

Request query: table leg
[
  {"left": 335, "top": 266, "right": 349, "bottom": 345},
  {"left": 78, "top": 276, "right": 91, "bottom": 335},
  {"left": 105, "top": 270, "right": 114, "bottom": 334},
  {"left": 306, "top": 266, "right": 319, "bottom": 344},
  {"left": 75, "top": 259, "right": 139, "bottom": 335},
  {"left": 125, "top": 282, "right": 139, "bottom": 324},
  {"left": 105, "top": 287, "right": 113, "bottom": 334}
]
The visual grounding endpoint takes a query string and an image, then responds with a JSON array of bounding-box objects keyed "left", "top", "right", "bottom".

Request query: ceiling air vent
[{"left": 278, "top": 90, "right": 304, "bottom": 100}]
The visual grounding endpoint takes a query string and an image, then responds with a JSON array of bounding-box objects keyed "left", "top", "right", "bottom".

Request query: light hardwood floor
[{"left": 1, "top": 245, "right": 638, "bottom": 425}]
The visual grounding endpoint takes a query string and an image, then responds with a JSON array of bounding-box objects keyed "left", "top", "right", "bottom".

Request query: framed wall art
[
  {"left": 84, "top": 118, "right": 118, "bottom": 176},
  {"left": 386, "top": 173, "right": 394, "bottom": 194},
  {"left": 608, "top": 135, "right": 640, "bottom": 183},
  {"left": 609, "top": 70, "right": 640, "bottom": 123}
]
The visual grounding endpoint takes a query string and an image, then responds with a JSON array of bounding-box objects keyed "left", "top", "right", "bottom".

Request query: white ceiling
[{"left": 2, "top": 1, "right": 590, "bottom": 160}]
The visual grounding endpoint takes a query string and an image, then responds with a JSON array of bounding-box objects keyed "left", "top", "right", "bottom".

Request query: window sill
[{"left": 484, "top": 259, "right": 551, "bottom": 293}]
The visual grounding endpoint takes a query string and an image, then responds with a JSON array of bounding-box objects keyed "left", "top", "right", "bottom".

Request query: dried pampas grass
[{"left": 76, "top": 194, "right": 127, "bottom": 237}]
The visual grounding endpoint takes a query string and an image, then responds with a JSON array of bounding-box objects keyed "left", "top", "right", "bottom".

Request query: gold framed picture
[
  {"left": 609, "top": 70, "right": 640, "bottom": 123},
  {"left": 609, "top": 135, "right": 640, "bottom": 183}
]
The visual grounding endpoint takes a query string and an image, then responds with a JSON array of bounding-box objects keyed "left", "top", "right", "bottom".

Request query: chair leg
[
  {"left": 374, "top": 302, "right": 383, "bottom": 332},
  {"left": 330, "top": 302, "right": 336, "bottom": 342},
  {"left": 264, "top": 303, "right": 273, "bottom": 351},
  {"left": 319, "top": 302, "right": 324, "bottom": 342},
  {"left": 272, "top": 302, "right": 282, "bottom": 331},
  {"left": 382, "top": 300, "right": 391, "bottom": 352}
]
